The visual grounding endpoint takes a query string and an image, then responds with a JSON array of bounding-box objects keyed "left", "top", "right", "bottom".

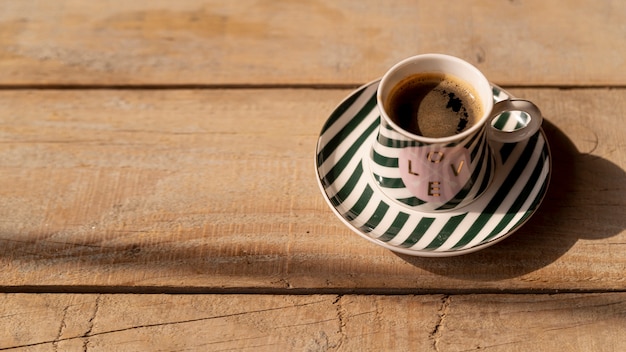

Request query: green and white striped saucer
[{"left": 315, "top": 80, "right": 551, "bottom": 257}]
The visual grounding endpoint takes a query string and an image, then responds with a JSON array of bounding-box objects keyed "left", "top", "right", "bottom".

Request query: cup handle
[{"left": 488, "top": 99, "right": 543, "bottom": 143}]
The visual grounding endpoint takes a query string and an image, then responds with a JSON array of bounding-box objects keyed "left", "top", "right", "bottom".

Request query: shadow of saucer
[{"left": 396, "top": 118, "right": 626, "bottom": 281}]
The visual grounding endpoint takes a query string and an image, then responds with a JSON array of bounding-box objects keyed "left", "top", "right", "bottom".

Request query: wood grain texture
[
  {"left": 0, "top": 88, "right": 624, "bottom": 291},
  {"left": 0, "top": 0, "right": 625, "bottom": 86},
  {"left": 2, "top": 1, "right": 624, "bottom": 351},
  {"left": 1, "top": 293, "right": 624, "bottom": 351}
]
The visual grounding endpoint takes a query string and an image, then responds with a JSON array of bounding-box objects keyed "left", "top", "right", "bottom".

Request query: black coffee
[{"left": 386, "top": 73, "right": 482, "bottom": 138}]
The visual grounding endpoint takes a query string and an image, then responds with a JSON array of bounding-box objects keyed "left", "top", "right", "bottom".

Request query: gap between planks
[
  {"left": 0, "top": 83, "right": 625, "bottom": 90},
  {"left": 2, "top": 285, "right": 626, "bottom": 295}
]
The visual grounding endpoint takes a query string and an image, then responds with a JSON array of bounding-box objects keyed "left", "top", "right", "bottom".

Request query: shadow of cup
[{"left": 396, "top": 118, "right": 626, "bottom": 281}]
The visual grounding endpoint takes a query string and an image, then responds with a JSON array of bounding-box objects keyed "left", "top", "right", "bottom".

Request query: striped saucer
[{"left": 315, "top": 80, "right": 551, "bottom": 257}]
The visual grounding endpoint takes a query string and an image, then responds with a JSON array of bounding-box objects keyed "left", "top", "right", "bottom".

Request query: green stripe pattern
[
  {"left": 370, "top": 115, "right": 494, "bottom": 212},
  {"left": 316, "top": 81, "right": 551, "bottom": 255}
]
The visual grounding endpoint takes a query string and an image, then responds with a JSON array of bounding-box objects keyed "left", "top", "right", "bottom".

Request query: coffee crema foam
[{"left": 386, "top": 73, "right": 483, "bottom": 138}]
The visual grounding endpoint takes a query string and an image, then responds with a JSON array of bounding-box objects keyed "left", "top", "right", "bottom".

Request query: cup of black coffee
[
  {"left": 386, "top": 72, "right": 482, "bottom": 138},
  {"left": 372, "top": 54, "right": 542, "bottom": 212}
]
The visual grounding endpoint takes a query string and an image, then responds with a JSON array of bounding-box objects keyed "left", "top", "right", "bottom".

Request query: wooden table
[{"left": 1, "top": 1, "right": 625, "bottom": 350}]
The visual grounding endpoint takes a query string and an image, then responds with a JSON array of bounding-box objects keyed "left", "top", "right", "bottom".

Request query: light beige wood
[
  {"left": 0, "top": 0, "right": 624, "bottom": 86},
  {"left": 2, "top": 1, "right": 624, "bottom": 351},
  {"left": 0, "top": 88, "right": 624, "bottom": 291},
  {"left": 439, "top": 293, "right": 626, "bottom": 352},
  {"left": 1, "top": 293, "right": 624, "bottom": 351}
]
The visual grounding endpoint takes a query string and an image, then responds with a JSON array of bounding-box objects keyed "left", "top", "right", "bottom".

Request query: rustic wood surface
[
  {"left": 2, "top": 293, "right": 625, "bottom": 351},
  {"left": 1, "top": 88, "right": 624, "bottom": 292},
  {"left": 1, "top": 0, "right": 625, "bottom": 350},
  {"left": 1, "top": 0, "right": 625, "bottom": 86}
]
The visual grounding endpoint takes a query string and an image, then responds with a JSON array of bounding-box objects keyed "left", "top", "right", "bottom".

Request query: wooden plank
[
  {"left": 1, "top": 293, "right": 625, "bottom": 351},
  {"left": 438, "top": 293, "right": 626, "bottom": 352},
  {"left": 0, "top": 88, "right": 625, "bottom": 291},
  {"left": 1, "top": 0, "right": 625, "bottom": 86}
]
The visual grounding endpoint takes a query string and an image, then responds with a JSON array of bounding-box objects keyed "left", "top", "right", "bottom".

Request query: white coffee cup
[{"left": 371, "top": 54, "right": 543, "bottom": 212}]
